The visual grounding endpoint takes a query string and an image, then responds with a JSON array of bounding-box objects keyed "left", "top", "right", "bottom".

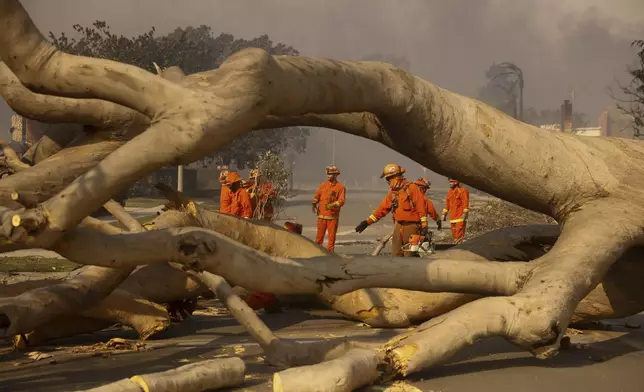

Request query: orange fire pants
[
  {"left": 450, "top": 221, "right": 467, "bottom": 243},
  {"left": 316, "top": 217, "right": 339, "bottom": 252},
  {"left": 245, "top": 292, "right": 279, "bottom": 311},
  {"left": 391, "top": 222, "right": 420, "bottom": 257}
]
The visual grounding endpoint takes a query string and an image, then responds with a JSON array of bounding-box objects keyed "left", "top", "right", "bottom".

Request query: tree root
[{"left": 82, "top": 357, "right": 246, "bottom": 392}]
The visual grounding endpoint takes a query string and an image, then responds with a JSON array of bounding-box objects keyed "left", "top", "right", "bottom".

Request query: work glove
[
  {"left": 325, "top": 201, "right": 338, "bottom": 210},
  {"left": 419, "top": 226, "right": 429, "bottom": 236},
  {"left": 436, "top": 219, "right": 442, "bottom": 230},
  {"left": 312, "top": 203, "right": 319, "bottom": 215},
  {"left": 442, "top": 214, "right": 447, "bottom": 222},
  {"left": 463, "top": 211, "right": 469, "bottom": 221},
  {"left": 355, "top": 220, "right": 369, "bottom": 233}
]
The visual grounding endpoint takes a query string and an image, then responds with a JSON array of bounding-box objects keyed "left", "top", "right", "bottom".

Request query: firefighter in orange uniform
[
  {"left": 226, "top": 172, "right": 253, "bottom": 219},
  {"left": 248, "top": 169, "right": 277, "bottom": 221},
  {"left": 414, "top": 178, "right": 442, "bottom": 230},
  {"left": 219, "top": 170, "right": 232, "bottom": 214},
  {"left": 442, "top": 178, "right": 470, "bottom": 243},
  {"left": 312, "top": 165, "right": 346, "bottom": 252},
  {"left": 355, "top": 164, "right": 428, "bottom": 257}
]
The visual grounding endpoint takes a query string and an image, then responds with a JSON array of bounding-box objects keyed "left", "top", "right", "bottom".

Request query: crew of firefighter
[{"left": 218, "top": 164, "right": 469, "bottom": 250}]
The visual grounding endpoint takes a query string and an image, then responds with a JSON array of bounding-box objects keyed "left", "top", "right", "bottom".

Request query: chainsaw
[{"left": 402, "top": 231, "right": 435, "bottom": 256}]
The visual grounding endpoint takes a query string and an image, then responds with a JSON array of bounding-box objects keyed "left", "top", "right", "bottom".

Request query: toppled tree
[{"left": 0, "top": 1, "right": 644, "bottom": 390}]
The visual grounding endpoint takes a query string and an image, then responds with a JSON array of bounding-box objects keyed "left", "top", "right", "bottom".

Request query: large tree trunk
[{"left": 0, "top": 0, "right": 643, "bottom": 387}]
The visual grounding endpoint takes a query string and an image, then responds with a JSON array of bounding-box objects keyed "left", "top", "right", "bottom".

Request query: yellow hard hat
[
  {"left": 326, "top": 165, "right": 340, "bottom": 175},
  {"left": 381, "top": 163, "right": 405, "bottom": 179}
]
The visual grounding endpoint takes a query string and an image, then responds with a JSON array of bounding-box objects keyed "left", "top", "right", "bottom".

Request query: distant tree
[
  {"left": 48, "top": 21, "right": 310, "bottom": 168},
  {"left": 616, "top": 40, "right": 644, "bottom": 138},
  {"left": 479, "top": 63, "right": 588, "bottom": 130},
  {"left": 478, "top": 63, "right": 522, "bottom": 118}
]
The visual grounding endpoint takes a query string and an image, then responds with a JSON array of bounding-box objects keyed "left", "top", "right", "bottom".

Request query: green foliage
[
  {"left": 48, "top": 21, "right": 310, "bottom": 166},
  {"left": 616, "top": 40, "right": 644, "bottom": 138}
]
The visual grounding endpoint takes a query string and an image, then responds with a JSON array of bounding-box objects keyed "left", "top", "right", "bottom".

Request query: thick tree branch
[
  {"left": 0, "top": 1, "right": 186, "bottom": 116},
  {"left": 157, "top": 206, "right": 644, "bottom": 327},
  {"left": 54, "top": 226, "right": 530, "bottom": 298},
  {"left": 0, "top": 138, "right": 29, "bottom": 173},
  {"left": 383, "top": 296, "right": 516, "bottom": 377},
  {"left": 0, "top": 61, "right": 145, "bottom": 129},
  {"left": 0, "top": 264, "right": 134, "bottom": 336},
  {"left": 0, "top": 191, "right": 146, "bottom": 336},
  {"left": 0, "top": 140, "right": 123, "bottom": 207},
  {"left": 274, "top": 349, "right": 381, "bottom": 392},
  {"left": 103, "top": 199, "right": 144, "bottom": 232},
  {"left": 379, "top": 204, "right": 644, "bottom": 380},
  {"left": 79, "top": 216, "right": 125, "bottom": 235},
  {"left": 15, "top": 288, "right": 171, "bottom": 347},
  {"left": 84, "top": 357, "right": 246, "bottom": 392}
]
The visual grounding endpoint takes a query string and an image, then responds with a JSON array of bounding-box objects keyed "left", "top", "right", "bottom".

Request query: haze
[{"left": 3, "top": 0, "right": 643, "bottom": 188}]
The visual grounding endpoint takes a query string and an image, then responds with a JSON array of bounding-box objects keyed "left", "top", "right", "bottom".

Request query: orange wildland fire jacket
[
  {"left": 313, "top": 180, "right": 346, "bottom": 219},
  {"left": 423, "top": 196, "right": 439, "bottom": 221},
  {"left": 231, "top": 188, "right": 253, "bottom": 218},
  {"left": 443, "top": 186, "right": 470, "bottom": 222},
  {"left": 250, "top": 182, "right": 277, "bottom": 218},
  {"left": 220, "top": 185, "right": 233, "bottom": 214},
  {"left": 367, "top": 182, "right": 428, "bottom": 225}
]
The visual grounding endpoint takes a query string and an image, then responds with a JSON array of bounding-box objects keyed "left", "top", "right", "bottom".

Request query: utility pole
[{"left": 177, "top": 165, "right": 184, "bottom": 192}]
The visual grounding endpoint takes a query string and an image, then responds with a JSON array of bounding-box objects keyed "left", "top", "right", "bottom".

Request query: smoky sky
[{"left": 3, "top": 0, "right": 644, "bottom": 188}]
